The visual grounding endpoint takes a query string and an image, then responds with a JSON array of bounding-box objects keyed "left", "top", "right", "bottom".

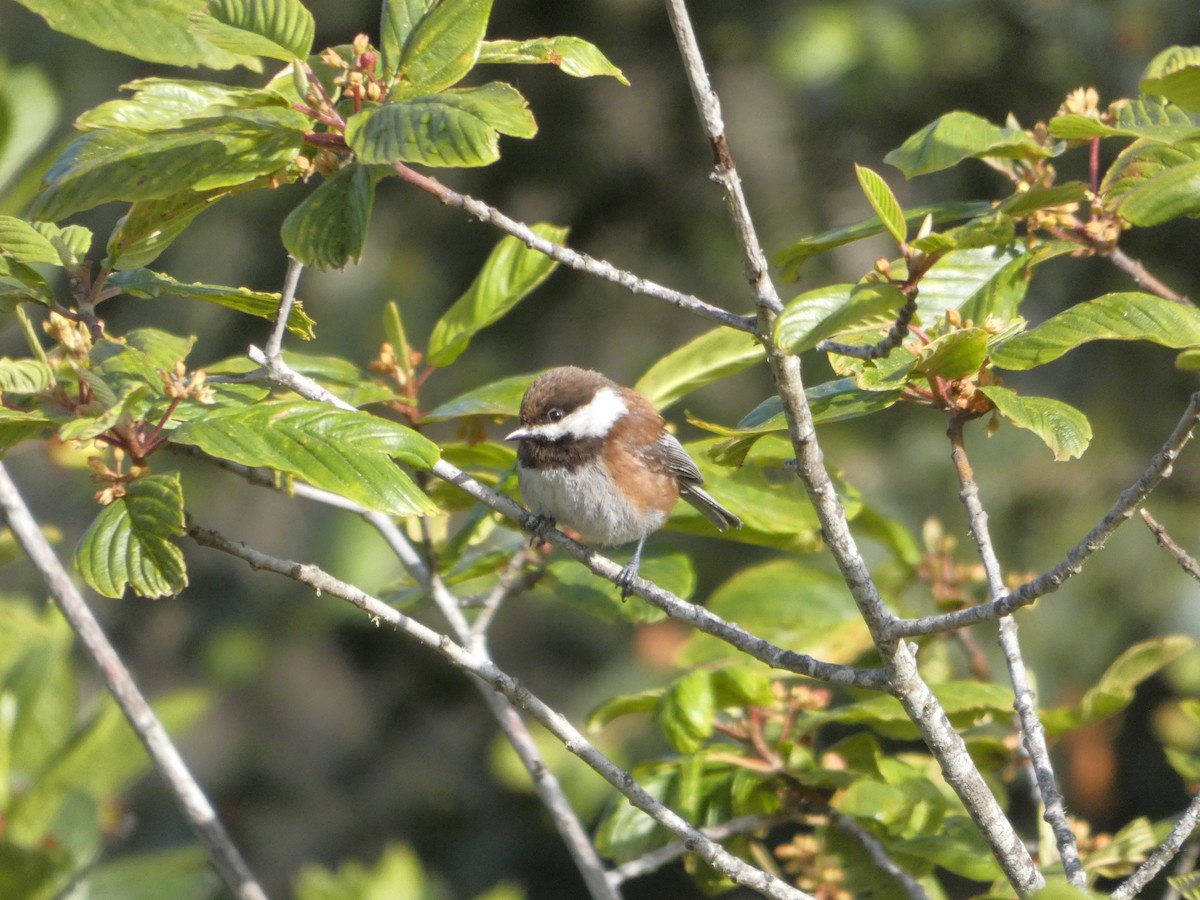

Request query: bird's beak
[{"left": 505, "top": 427, "right": 530, "bottom": 441}]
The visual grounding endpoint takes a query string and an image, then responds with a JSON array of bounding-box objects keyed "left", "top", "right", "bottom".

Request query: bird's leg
[
  {"left": 615, "top": 537, "right": 647, "bottom": 599},
  {"left": 527, "top": 514, "right": 556, "bottom": 547}
]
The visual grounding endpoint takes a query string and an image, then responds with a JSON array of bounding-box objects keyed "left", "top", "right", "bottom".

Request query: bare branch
[
  {"left": 815, "top": 292, "right": 917, "bottom": 360},
  {"left": 1112, "top": 788, "right": 1200, "bottom": 900},
  {"left": 889, "top": 391, "right": 1200, "bottom": 639},
  {"left": 263, "top": 256, "right": 304, "bottom": 360},
  {"left": 827, "top": 809, "right": 928, "bottom": 900},
  {"left": 0, "top": 463, "right": 269, "bottom": 900},
  {"left": 946, "top": 416, "right": 1084, "bottom": 887},
  {"left": 389, "top": 162, "right": 756, "bottom": 334},
  {"left": 187, "top": 523, "right": 815, "bottom": 900},
  {"left": 1141, "top": 508, "right": 1200, "bottom": 582}
]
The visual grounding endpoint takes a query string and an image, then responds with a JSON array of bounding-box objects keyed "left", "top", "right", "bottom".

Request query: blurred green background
[{"left": 4, "top": 0, "right": 1200, "bottom": 897}]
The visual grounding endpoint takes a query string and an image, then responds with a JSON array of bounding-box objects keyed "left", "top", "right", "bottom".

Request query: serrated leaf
[
  {"left": 106, "top": 269, "right": 315, "bottom": 339},
  {"left": 773, "top": 201, "right": 990, "bottom": 280},
  {"left": 0, "top": 216, "right": 61, "bottom": 265},
  {"left": 659, "top": 670, "right": 714, "bottom": 754},
  {"left": 34, "top": 222, "right": 92, "bottom": 268},
  {"left": 916, "top": 244, "right": 1030, "bottom": 322},
  {"left": 478, "top": 37, "right": 629, "bottom": 84},
  {"left": 189, "top": 0, "right": 315, "bottom": 63},
  {"left": 912, "top": 328, "right": 989, "bottom": 379},
  {"left": 107, "top": 185, "right": 245, "bottom": 271},
  {"left": 990, "top": 292, "right": 1200, "bottom": 370},
  {"left": 885, "top": 111, "right": 1055, "bottom": 178},
  {"left": 31, "top": 111, "right": 306, "bottom": 221},
  {"left": 854, "top": 164, "right": 906, "bottom": 245},
  {"left": 775, "top": 282, "right": 907, "bottom": 353},
  {"left": 397, "top": 0, "right": 492, "bottom": 94},
  {"left": 75, "top": 474, "right": 187, "bottom": 599},
  {"left": 1050, "top": 95, "right": 1200, "bottom": 143},
  {"left": 426, "top": 224, "right": 564, "bottom": 366},
  {"left": 282, "top": 163, "right": 381, "bottom": 270},
  {"left": 347, "top": 83, "right": 536, "bottom": 168},
  {"left": 77, "top": 79, "right": 288, "bottom": 132},
  {"left": 381, "top": 0, "right": 436, "bottom": 76},
  {"left": 10, "top": 0, "right": 260, "bottom": 70},
  {"left": 1141, "top": 46, "right": 1200, "bottom": 111},
  {"left": 0, "top": 358, "right": 53, "bottom": 394},
  {"left": 633, "top": 327, "right": 762, "bottom": 411},
  {"left": 977, "top": 385, "right": 1092, "bottom": 461},
  {"left": 423, "top": 371, "right": 536, "bottom": 421},
  {"left": 1116, "top": 157, "right": 1200, "bottom": 226},
  {"left": 172, "top": 400, "right": 440, "bottom": 516},
  {"left": 998, "top": 182, "right": 1089, "bottom": 216}
]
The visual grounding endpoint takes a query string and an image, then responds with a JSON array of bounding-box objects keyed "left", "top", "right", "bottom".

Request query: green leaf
[
  {"left": 478, "top": 37, "right": 629, "bottom": 84},
  {"left": 426, "top": 224, "right": 565, "bottom": 366},
  {"left": 282, "top": 164, "right": 381, "bottom": 270},
  {"left": 0, "top": 216, "right": 61, "bottom": 265},
  {"left": 106, "top": 269, "right": 315, "bottom": 339},
  {"left": 773, "top": 201, "right": 991, "bottom": 280},
  {"left": 1116, "top": 158, "right": 1200, "bottom": 226},
  {"left": 31, "top": 109, "right": 306, "bottom": 221},
  {"left": 659, "top": 670, "right": 714, "bottom": 754},
  {"left": 106, "top": 185, "right": 245, "bottom": 271},
  {"left": 633, "top": 327, "right": 762, "bottom": 411},
  {"left": 65, "top": 846, "right": 219, "bottom": 900},
  {"left": 1050, "top": 95, "right": 1200, "bottom": 143},
  {"left": 423, "top": 371, "right": 537, "bottom": 421},
  {"left": 807, "top": 681, "right": 1017, "bottom": 740},
  {"left": 854, "top": 164, "right": 906, "bottom": 245},
  {"left": 895, "top": 819, "right": 1005, "bottom": 882},
  {"left": 775, "top": 282, "right": 907, "bottom": 353},
  {"left": 77, "top": 80, "right": 289, "bottom": 133},
  {"left": 0, "top": 409, "right": 54, "bottom": 450},
  {"left": 381, "top": 0, "right": 436, "bottom": 77},
  {"left": 34, "top": 222, "right": 92, "bottom": 268},
  {"left": 1141, "top": 46, "right": 1200, "bottom": 112},
  {"left": 75, "top": 474, "right": 187, "bottom": 599},
  {"left": 997, "top": 182, "right": 1089, "bottom": 217},
  {"left": 912, "top": 328, "right": 989, "bottom": 379},
  {"left": 885, "top": 111, "right": 1056, "bottom": 178},
  {"left": 189, "top": 0, "right": 316, "bottom": 63},
  {"left": 295, "top": 843, "right": 444, "bottom": 900},
  {"left": 977, "top": 385, "right": 1092, "bottom": 461},
  {"left": 0, "top": 65, "right": 60, "bottom": 200},
  {"left": 542, "top": 547, "right": 690, "bottom": 623},
  {"left": 172, "top": 400, "right": 440, "bottom": 516},
  {"left": 679, "top": 559, "right": 872, "bottom": 666},
  {"left": 585, "top": 690, "right": 662, "bottom": 731},
  {"left": 1042, "top": 636, "right": 1194, "bottom": 735},
  {"left": 914, "top": 244, "right": 1029, "bottom": 321},
  {"left": 710, "top": 665, "right": 775, "bottom": 708},
  {"left": 347, "top": 83, "right": 536, "bottom": 167},
  {"left": 10, "top": 0, "right": 260, "bottom": 70},
  {"left": 990, "top": 292, "right": 1200, "bottom": 370},
  {"left": 397, "top": 0, "right": 493, "bottom": 94}
]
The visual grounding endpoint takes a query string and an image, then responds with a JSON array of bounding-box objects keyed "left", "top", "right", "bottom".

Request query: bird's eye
[{"left": 548, "top": 408, "right": 565, "bottom": 422}]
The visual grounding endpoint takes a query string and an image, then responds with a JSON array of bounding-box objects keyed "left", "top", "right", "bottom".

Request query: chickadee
[{"left": 505, "top": 366, "right": 742, "bottom": 595}]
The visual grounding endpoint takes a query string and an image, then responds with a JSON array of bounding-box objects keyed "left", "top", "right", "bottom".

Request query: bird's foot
[
  {"left": 527, "top": 514, "right": 556, "bottom": 547},
  {"left": 615, "top": 560, "right": 640, "bottom": 599}
]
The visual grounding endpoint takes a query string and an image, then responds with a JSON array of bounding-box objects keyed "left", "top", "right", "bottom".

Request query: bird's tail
[{"left": 681, "top": 486, "right": 743, "bottom": 531}]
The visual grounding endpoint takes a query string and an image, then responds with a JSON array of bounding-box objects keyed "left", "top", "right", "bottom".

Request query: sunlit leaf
[
  {"left": 66, "top": 847, "right": 220, "bottom": 900},
  {"left": 478, "top": 36, "right": 628, "bottom": 84},
  {"left": 396, "top": 0, "right": 492, "bottom": 94},
  {"left": 0, "top": 65, "right": 59, "bottom": 199},
  {"left": 634, "top": 327, "right": 762, "bottom": 411},
  {"left": 1051, "top": 95, "right": 1200, "bottom": 142},
  {"left": 281, "top": 163, "right": 382, "bottom": 270},
  {"left": 106, "top": 185, "right": 245, "bottom": 270},
  {"left": 914, "top": 244, "right": 1029, "bottom": 321},
  {"left": 855, "top": 164, "right": 906, "bottom": 246},
  {"left": 189, "top": 0, "right": 316, "bottom": 63},
  {"left": 75, "top": 474, "right": 187, "bottom": 599},
  {"left": 172, "top": 401, "right": 440, "bottom": 515},
  {"left": 885, "top": 111, "right": 1056, "bottom": 178},
  {"left": 77, "top": 79, "right": 288, "bottom": 132},
  {"left": 426, "top": 224, "right": 565, "bottom": 366},
  {"left": 0, "top": 216, "right": 61, "bottom": 265},
  {"left": 775, "top": 283, "right": 907, "bottom": 353},
  {"left": 1141, "top": 45, "right": 1200, "bottom": 111},
  {"left": 106, "top": 269, "right": 315, "bottom": 339},
  {"left": 10, "top": 0, "right": 259, "bottom": 70},
  {"left": 977, "top": 385, "right": 1092, "bottom": 461},
  {"left": 585, "top": 690, "right": 662, "bottom": 731},
  {"left": 381, "top": 0, "right": 436, "bottom": 76},
  {"left": 912, "top": 328, "right": 989, "bottom": 379},
  {"left": 997, "top": 182, "right": 1089, "bottom": 216},
  {"left": 347, "top": 83, "right": 536, "bottom": 167},
  {"left": 659, "top": 670, "right": 714, "bottom": 754},
  {"left": 1116, "top": 158, "right": 1200, "bottom": 226},
  {"left": 423, "top": 371, "right": 537, "bottom": 421},
  {"left": 990, "top": 292, "right": 1200, "bottom": 370}
]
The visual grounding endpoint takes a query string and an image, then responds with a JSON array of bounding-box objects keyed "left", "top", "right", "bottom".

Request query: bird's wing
[{"left": 646, "top": 431, "right": 705, "bottom": 486}]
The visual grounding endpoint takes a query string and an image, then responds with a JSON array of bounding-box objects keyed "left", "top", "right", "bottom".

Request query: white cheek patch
[{"left": 529, "top": 387, "right": 627, "bottom": 440}]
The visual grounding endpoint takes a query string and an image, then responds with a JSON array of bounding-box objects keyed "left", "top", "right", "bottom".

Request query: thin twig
[
  {"left": 889, "top": 391, "right": 1200, "bottom": 639},
  {"left": 263, "top": 256, "right": 304, "bottom": 360},
  {"left": 1112, "top": 788, "right": 1200, "bottom": 900},
  {"left": 187, "top": 523, "right": 813, "bottom": 900},
  {"left": 1141, "top": 508, "right": 1200, "bottom": 582},
  {"left": 1104, "top": 246, "right": 1189, "bottom": 305},
  {"left": 662, "top": 1, "right": 1043, "bottom": 893},
  {"left": 607, "top": 811, "right": 797, "bottom": 886},
  {"left": 0, "top": 463, "right": 268, "bottom": 900},
  {"left": 389, "top": 162, "right": 757, "bottom": 334},
  {"left": 946, "top": 416, "right": 1084, "bottom": 887},
  {"left": 827, "top": 809, "right": 928, "bottom": 900}
]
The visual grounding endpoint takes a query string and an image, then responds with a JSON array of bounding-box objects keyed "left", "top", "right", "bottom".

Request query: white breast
[{"left": 518, "top": 459, "right": 667, "bottom": 546}]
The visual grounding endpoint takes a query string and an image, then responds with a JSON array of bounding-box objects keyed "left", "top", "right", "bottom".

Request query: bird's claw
[{"left": 527, "top": 514, "right": 556, "bottom": 547}]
